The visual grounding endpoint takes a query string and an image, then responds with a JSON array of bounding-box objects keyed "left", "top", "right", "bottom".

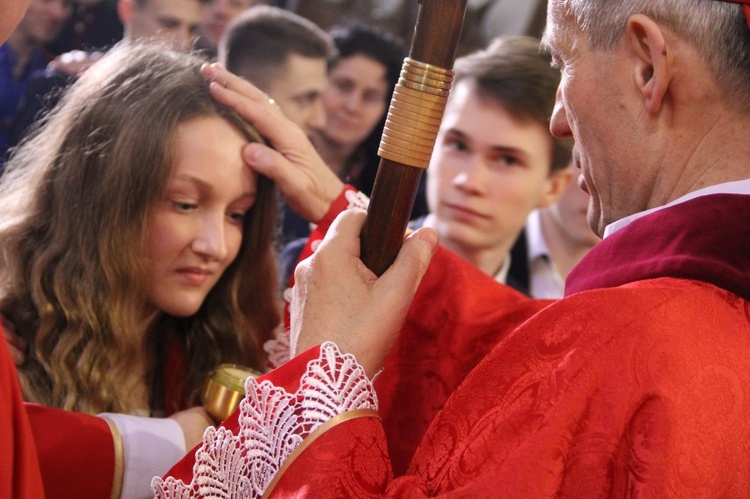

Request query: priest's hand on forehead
[{"left": 202, "top": 62, "right": 345, "bottom": 224}]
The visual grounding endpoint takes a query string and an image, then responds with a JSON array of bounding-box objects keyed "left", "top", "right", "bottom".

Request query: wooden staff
[{"left": 360, "top": 0, "right": 468, "bottom": 276}]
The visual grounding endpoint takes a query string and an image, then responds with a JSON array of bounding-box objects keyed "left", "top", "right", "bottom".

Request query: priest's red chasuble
[{"left": 159, "top": 194, "right": 750, "bottom": 497}]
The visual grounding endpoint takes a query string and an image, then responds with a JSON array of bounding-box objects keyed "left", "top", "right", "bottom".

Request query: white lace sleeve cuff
[
  {"left": 263, "top": 328, "right": 291, "bottom": 370},
  {"left": 152, "top": 342, "right": 378, "bottom": 498}
]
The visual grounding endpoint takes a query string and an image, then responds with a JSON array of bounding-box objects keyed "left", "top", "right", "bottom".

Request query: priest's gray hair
[{"left": 547, "top": 0, "right": 750, "bottom": 111}]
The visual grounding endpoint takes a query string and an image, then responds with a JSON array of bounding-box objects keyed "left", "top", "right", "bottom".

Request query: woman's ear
[
  {"left": 625, "top": 14, "right": 671, "bottom": 113},
  {"left": 537, "top": 167, "right": 573, "bottom": 209}
]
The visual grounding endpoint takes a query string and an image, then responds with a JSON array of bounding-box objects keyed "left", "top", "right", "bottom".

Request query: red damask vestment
[
  {"left": 0, "top": 336, "right": 44, "bottom": 499},
  {"left": 159, "top": 193, "right": 750, "bottom": 497}
]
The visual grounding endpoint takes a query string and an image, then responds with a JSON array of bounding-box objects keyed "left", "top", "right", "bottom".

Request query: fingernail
[
  {"left": 417, "top": 228, "right": 439, "bottom": 255},
  {"left": 246, "top": 145, "right": 262, "bottom": 162}
]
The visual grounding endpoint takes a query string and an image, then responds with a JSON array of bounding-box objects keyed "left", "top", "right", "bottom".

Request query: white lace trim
[
  {"left": 345, "top": 190, "right": 370, "bottom": 211},
  {"left": 263, "top": 331, "right": 290, "bottom": 370},
  {"left": 152, "top": 342, "right": 378, "bottom": 498}
]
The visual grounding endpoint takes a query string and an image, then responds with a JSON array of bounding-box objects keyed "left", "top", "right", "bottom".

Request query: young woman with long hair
[{"left": 0, "top": 42, "right": 281, "bottom": 416}]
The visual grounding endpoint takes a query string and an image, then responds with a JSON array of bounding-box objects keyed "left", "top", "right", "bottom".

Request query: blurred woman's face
[
  {"left": 320, "top": 53, "right": 389, "bottom": 148},
  {"left": 144, "top": 115, "right": 257, "bottom": 318}
]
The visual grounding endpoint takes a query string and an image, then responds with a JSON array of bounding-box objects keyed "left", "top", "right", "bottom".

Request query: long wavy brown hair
[{"left": 0, "top": 42, "right": 281, "bottom": 415}]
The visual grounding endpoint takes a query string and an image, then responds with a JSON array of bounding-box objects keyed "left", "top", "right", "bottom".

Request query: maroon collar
[{"left": 566, "top": 194, "right": 750, "bottom": 301}]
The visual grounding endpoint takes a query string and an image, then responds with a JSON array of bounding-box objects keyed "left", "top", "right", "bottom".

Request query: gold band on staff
[
  {"left": 382, "top": 129, "right": 438, "bottom": 153},
  {"left": 379, "top": 141, "right": 434, "bottom": 164},
  {"left": 387, "top": 107, "right": 443, "bottom": 127},
  {"left": 387, "top": 98, "right": 445, "bottom": 121},
  {"left": 379, "top": 57, "right": 454, "bottom": 169},
  {"left": 384, "top": 118, "right": 441, "bottom": 136},
  {"left": 394, "top": 86, "right": 447, "bottom": 105},
  {"left": 390, "top": 95, "right": 446, "bottom": 117},
  {"left": 400, "top": 66, "right": 453, "bottom": 88},
  {"left": 404, "top": 58, "right": 454, "bottom": 78}
]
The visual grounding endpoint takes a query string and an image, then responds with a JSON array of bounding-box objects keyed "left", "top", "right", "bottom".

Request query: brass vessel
[{"left": 202, "top": 364, "right": 262, "bottom": 423}]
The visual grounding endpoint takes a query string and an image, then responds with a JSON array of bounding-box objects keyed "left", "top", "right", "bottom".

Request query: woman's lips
[{"left": 176, "top": 267, "right": 212, "bottom": 286}]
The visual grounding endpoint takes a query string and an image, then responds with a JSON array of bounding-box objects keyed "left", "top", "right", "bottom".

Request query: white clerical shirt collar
[{"left": 603, "top": 179, "right": 750, "bottom": 238}]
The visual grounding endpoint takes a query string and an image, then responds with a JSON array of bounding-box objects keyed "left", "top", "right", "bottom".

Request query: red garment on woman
[{"left": 0, "top": 336, "right": 44, "bottom": 499}]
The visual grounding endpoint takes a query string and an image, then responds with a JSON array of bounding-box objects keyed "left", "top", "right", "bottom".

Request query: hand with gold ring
[{"left": 201, "top": 63, "right": 344, "bottom": 224}]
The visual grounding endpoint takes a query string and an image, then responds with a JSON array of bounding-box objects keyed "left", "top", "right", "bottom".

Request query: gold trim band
[
  {"left": 262, "top": 408, "right": 381, "bottom": 498},
  {"left": 389, "top": 90, "right": 444, "bottom": 115},
  {"left": 394, "top": 85, "right": 448, "bottom": 105},
  {"left": 102, "top": 417, "right": 124, "bottom": 499},
  {"left": 381, "top": 129, "right": 438, "bottom": 152},
  {"left": 387, "top": 97, "right": 445, "bottom": 120},
  {"left": 387, "top": 107, "right": 443, "bottom": 127},
  {"left": 379, "top": 58, "right": 453, "bottom": 169},
  {"left": 383, "top": 118, "right": 441, "bottom": 136},
  {"left": 379, "top": 141, "right": 434, "bottom": 164},
  {"left": 379, "top": 140, "right": 434, "bottom": 159},
  {"left": 400, "top": 66, "right": 453, "bottom": 87},
  {"left": 403, "top": 58, "right": 455, "bottom": 78},
  {"left": 399, "top": 78, "right": 451, "bottom": 97}
]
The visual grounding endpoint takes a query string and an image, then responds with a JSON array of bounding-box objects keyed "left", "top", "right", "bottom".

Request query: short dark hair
[
  {"left": 219, "top": 5, "right": 335, "bottom": 91},
  {"left": 454, "top": 35, "right": 572, "bottom": 173},
  {"left": 329, "top": 20, "right": 405, "bottom": 92}
]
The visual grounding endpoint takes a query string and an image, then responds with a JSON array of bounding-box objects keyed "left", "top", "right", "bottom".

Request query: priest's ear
[{"left": 625, "top": 14, "right": 672, "bottom": 113}]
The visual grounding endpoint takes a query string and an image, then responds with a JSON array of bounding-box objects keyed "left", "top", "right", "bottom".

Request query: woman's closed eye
[
  {"left": 227, "top": 196, "right": 256, "bottom": 225},
  {"left": 171, "top": 200, "right": 198, "bottom": 213},
  {"left": 228, "top": 210, "right": 247, "bottom": 224}
]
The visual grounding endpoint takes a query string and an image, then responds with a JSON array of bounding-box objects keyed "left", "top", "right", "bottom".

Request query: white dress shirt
[{"left": 525, "top": 210, "right": 565, "bottom": 299}]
